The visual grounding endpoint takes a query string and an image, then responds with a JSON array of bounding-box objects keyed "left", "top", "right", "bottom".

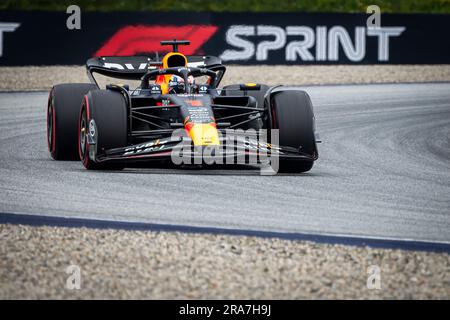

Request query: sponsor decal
[
  {"left": 95, "top": 22, "right": 405, "bottom": 64},
  {"left": 177, "top": 67, "right": 191, "bottom": 73},
  {"left": 220, "top": 25, "right": 405, "bottom": 62},
  {"left": 102, "top": 61, "right": 149, "bottom": 70},
  {"left": 186, "top": 106, "right": 212, "bottom": 123},
  {"left": 187, "top": 61, "right": 206, "bottom": 67},
  {"left": 161, "top": 99, "right": 171, "bottom": 106},
  {"left": 123, "top": 138, "right": 172, "bottom": 156},
  {"left": 198, "top": 85, "right": 209, "bottom": 94},
  {"left": 150, "top": 84, "right": 162, "bottom": 95},
  {"left": 243, "top": 139, "right": 281, "bottom": 153},
  {"left": 177, "top": 94, "right": 205, "bottom": 97}
]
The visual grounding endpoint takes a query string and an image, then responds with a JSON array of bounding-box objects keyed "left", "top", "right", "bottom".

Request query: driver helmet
[
  {"left": 168, "top": 75, "right": 195, "bottom": 93},
  {"left": 168, "top": 75, "right": 195, "bottom": 84}
]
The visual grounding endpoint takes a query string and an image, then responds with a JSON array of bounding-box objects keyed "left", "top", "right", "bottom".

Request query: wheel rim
[
  {"left": 47, "top": 99, "right": 54, "bottom": 152},
  {"left": 80, "top": 110, "right": 87, "bottom": 157}
]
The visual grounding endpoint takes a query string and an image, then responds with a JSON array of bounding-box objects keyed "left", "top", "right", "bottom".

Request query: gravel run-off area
[
  {"left": 1, "top": 65, "right": 450, "bottom": 91},
  {"left": 1, "top": 224, "right": 449, "bottom": 299}
]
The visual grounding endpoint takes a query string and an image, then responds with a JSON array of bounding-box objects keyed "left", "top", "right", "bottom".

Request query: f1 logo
[
  {"left": 95, "top": 25, "right": 218, "bottom": 56},
  {"left": 0, "top": 22, "right": 20, "bottom": 57}
]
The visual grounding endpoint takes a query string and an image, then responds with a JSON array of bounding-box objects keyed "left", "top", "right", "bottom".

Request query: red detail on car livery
[
  {"left": 184, "top": 121, "right": 194, "bottom": 133},
  {"left": 47, "top": 90, "right": 56, "bottom": 154},
  {"left": 95, "top": 25, "right": 218, "bottom": 56},
  {"left": 187, "top": 100, "right": 203, "bottom": 107},
  {"left": 51, "top": 100, "right": 56, "bottom": 154}
]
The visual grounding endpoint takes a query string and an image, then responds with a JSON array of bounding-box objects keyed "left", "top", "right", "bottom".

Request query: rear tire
[
  {"left": 270, "top": 90, "right": 316, "bottom": 173},
  {"left": 47, "top": 83, "right": 97, "bottom": 160},
  {"left": 79, "top": 90, "right": 128, "bottom": 170}
]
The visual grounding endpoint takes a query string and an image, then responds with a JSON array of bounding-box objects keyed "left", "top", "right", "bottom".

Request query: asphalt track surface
[{"left": 1, "top": 83, "right": 449, "bottom": 244}]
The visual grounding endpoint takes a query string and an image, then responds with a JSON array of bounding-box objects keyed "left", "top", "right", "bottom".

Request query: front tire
[
  {"left": 79, "top": 90, "right": 128, "bottom": 170},
  {"left": 270, "top": 90, "right": 317, "bottom": 173}
]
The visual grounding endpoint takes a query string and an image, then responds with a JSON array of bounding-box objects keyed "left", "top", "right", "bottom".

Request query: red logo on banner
[{"left": 95, "top": 25, "right": 218, "bottom": 56}]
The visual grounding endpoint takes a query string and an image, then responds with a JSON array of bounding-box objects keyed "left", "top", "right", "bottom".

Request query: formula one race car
[{"left": 47, "top": 40, "right": 319, "bottom": 173}]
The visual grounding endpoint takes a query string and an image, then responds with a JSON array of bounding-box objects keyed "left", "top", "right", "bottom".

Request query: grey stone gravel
[
  {"left": 0, "top": 224, "right": 448, "bottom": 299},
  {"left": 1, "top": 65, "right": 450, "bottom": 91}
]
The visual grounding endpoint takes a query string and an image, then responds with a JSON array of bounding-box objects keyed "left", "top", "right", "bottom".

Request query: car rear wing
[{"left": 86, "top": 55, "right": 226, "bottom": 87}]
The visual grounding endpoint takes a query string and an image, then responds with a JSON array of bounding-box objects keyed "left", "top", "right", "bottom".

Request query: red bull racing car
[{"left": 47, "top": 40, "right": 319, "bottom": 173}]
